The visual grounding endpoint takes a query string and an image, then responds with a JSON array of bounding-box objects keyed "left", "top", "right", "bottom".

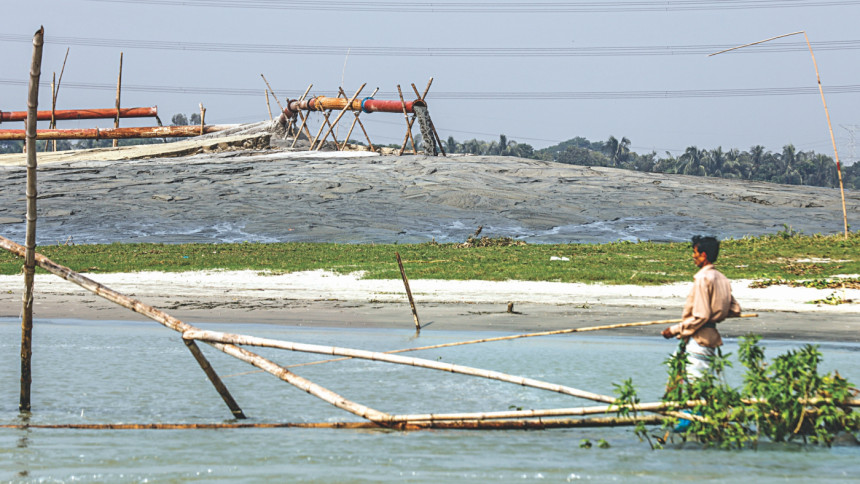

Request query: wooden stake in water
[
  {"left": 395, "top": 252, "right": 421, "bottom": 332},
  {"left": 112, "top": 52, "right": 123, "bottom": 148},
  {"left": 21, "top": 26, "right": 44, "bottom": 413}
]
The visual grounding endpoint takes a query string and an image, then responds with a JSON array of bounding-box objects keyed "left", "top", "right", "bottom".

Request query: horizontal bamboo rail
[
  {"left": 183, "top": 329, "right": 618, "bottom": 406},
  {"left": 0, "top": 107, "right": 158, "bottom": 123},
  {"left": 0, "top": 124, "right": 235, "bottom": 140},
  {"left": 0, "top": 414, "right": 666, "bottom": 431}
]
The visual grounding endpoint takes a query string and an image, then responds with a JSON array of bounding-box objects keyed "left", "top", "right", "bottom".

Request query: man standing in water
[{"left": 661, "top": 235, "right": 741, "bottom": 380}]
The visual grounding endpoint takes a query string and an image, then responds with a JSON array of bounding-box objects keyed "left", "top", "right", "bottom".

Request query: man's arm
[{"left": 662, "top": 275, "right": 712, "bottom": 339}]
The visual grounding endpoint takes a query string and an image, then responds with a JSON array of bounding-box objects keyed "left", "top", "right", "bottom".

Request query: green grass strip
[{"left": 0, "top": 232, "right": 857, "bottom": 286}]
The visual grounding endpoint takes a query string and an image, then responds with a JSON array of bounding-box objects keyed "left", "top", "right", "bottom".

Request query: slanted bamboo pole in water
[
  {"left": 183, "top": 339, "right": 246, "bottom": 419},
  {"left": 20, "top": 26, "right": 44, "bottom": 413},
  {"left": 395, "top": 252, "right": 421, "bottom": 332},
  {"left": 182, "top": 329, "right": 618, "bottom": 405}
]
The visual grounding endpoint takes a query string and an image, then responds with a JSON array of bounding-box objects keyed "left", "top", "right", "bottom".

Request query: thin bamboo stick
[
  {"left": 260, "top": 74, "right": 285, "bottom": 113},
  {"left": 313, "top": 83, "right": 365, "bottom": 150},
  {"left": 284, "top": 314, "right": 759, "bottom": 370},
  {"left": 395, "top": 252, "right": 421, "bottom": 331},
  {"left": 51, "top": 47, "right": 69, "bottom": 152},
  {"left": 45, "top": 74, "right": 54, "bottom": 152},
  {"left": 112, "top": 52, "right": 122, "bottom": 148},
  {"left": 20, "top": 26, "right": 44, "bottom": 413},
  {"left": 183, "top": 329, "right": 618, "bottom": 404},
  {"left": 265, "top": 90, "right": 272, "bottom": 121},
  {"left": 710, "top": 31, "right": 848, "bottom": 238},
  {"left": 803, "top": 32, "right": 849, "bottom": 239}
]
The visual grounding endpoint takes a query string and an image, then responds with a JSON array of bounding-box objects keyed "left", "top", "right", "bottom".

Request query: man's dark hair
[{"left": 691, "top": 235, "right": 720, "bottom": 263}]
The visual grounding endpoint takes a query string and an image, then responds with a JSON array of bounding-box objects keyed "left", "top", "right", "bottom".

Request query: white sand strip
[{"left": 1, "top": 270, "right": 857, "bottom": 314}]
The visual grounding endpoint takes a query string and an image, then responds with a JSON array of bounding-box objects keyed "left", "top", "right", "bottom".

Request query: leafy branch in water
[{"left": 616, "top": 334, "right": 860, "bottom": 449}]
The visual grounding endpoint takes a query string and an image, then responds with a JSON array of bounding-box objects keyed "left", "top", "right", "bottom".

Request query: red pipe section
[
  {"left": 0, "top": 107, "right": 158, "bottom": 123},
  {"left": 279, "top": 96, "right": 416, "bottom": 125},
  {"left": 0, "top": 125, "right": 233, "bottom": 141}
]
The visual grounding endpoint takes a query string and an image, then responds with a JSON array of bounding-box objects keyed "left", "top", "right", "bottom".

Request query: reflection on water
[{"left": 1, "top": 318, "right": 858, "bottom": 482}]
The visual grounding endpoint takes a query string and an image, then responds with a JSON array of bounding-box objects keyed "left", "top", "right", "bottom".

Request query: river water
[{"left": 1, "top": 318, "right": 859, "bottom": 482}]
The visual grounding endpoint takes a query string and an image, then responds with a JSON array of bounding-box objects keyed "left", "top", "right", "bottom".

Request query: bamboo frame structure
[
  {"left": 19, "top": 26, "right": 44, "bottom": 413},
  {"left": 710, "top": 31, "right": 849, "bottom": 238}
]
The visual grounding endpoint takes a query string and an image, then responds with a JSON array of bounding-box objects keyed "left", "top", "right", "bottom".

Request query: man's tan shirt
[{"left": 669, "top": 264, "right": 741, "bottom": 348}]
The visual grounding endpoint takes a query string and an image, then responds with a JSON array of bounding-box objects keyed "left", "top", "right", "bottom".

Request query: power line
[
  {"left": 2, "top": 78, "right": 859, "bottom": 99},
  {"left": 1, "top": 33, "right": 858, "bottom": 57},
  {"left": 82, "top": 0, "right": 860, "bottom": 13}
]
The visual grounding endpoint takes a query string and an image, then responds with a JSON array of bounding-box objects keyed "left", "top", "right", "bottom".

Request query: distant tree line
[{"left": 443, "top": 134, "right": 860, "bottom": 190}]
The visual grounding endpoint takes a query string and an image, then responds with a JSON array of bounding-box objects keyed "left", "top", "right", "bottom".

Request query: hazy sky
[{"left": 3, "top": 0, "right": 860, "bottom": 161}]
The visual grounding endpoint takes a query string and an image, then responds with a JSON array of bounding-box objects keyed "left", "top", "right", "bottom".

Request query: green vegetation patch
[{"left": 0, "top": 232, "right": 856, "bottom": 286}]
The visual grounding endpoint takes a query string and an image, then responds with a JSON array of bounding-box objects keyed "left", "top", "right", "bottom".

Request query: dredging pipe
[
  {"left": 0, "top": 125, "right": 234, "bottom": 140},
  {"left": 0, "top": 107, "right": 158, "bottom": 123},
  {"left": 278, "top": 96, "right": 417, "bottom": 125}
]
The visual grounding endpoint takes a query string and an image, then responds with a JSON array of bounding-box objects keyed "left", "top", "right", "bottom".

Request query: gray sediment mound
[{"left": 0, "top": 122, "right": 856, "bottom": 245}]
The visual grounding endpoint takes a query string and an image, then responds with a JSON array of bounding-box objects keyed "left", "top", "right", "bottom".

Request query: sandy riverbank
[{"left": 1, "top": 270, "right": 857, "bottom": 342}]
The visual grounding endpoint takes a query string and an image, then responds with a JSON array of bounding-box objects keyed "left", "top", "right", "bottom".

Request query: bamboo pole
[
  {"left": 397, "top": 85, "right": 416, "bottom": 155},
  {"left": 51, "top": 47, "right": 69, "bottom": 152},
  {"left": 199, "top": 103, "right": 206, "bottom": 136},
  {"left": 183, "top": 329, "right": 618, "bottom": 404},
  {"left": 710, "top": 31, "right": 849, "bottom": 238},
  {"left": 395, "top": 252, "right": 421, "bottom": 332},
  {"left": 283, "top": 314, "right": 759, "bottom": 370},
  {"left": 260, "top": 74, "right": 285, "bottom": 113},
  {"left": 286, "top": 84, "right": 313, "bottom": 140},
  {"left": 313, "top": 83, "right": 365, "bottom": 150},
  {"left": 112, "top": 52, "right": 123, "bottom": 148},
  {"left": 0, "top": 414, "right": 666, "bottom": 430},
  {"left": 45, "top": 73, "right": 54, "bottom": 152},
  {"left": 20, "top": 26, "right": 44, "bottom": 413},
  {"left": 289, "top": 84, "right": 314, "bottom": 148},
  {"left": 265, "top": 90, "right": 273, "bottom": 121},
  {"left": 183, "top": 339, "right": 246, "bottom": 419}
]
